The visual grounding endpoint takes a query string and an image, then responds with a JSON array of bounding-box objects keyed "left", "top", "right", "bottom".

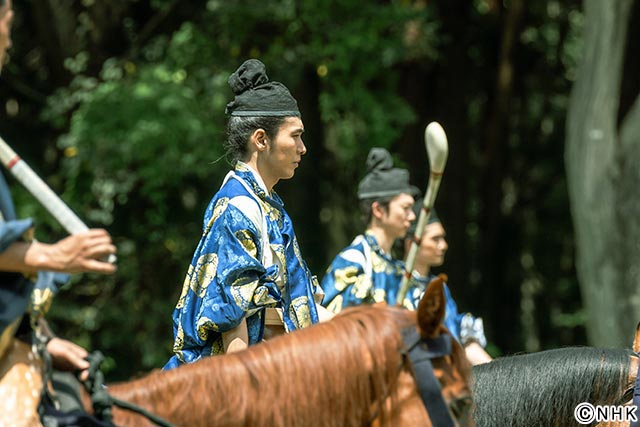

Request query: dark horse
[
  {"left": 81, "top": 276, "right": 473, "bottom": 427},
  {"left": 472, "top": 326, "right": 640, "bottom": 427}
]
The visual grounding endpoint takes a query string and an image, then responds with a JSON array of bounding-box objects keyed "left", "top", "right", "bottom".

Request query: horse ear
[
  {"left": 633, "top": 322, "right": 640, "bottom": 353},
  {"left": 417, "top": 274, "right": 448, "bottom": 339}
]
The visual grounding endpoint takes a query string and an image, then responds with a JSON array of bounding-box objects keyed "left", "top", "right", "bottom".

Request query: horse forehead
[{"left": 433, "top": 356, "right": 471, "bottom": 395}]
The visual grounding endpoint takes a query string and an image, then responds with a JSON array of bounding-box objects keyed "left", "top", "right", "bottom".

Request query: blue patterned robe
[
  {"left": 164, "top": 162, "right": 322, "bottom": 369},
  {"left": 407, "top": 272, "right": 487, "bottom": 346},
  {"left": 321, "top": 232, "right": 408, "bottom": 312},
  {"left": 321, "top": 232, "right": 486, "bottom": 346}
]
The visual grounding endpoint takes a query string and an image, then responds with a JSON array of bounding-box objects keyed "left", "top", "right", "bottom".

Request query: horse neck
[
  {"left": 472, "top": 347, "right": 632, "bottom": 427},
  {"left": 108, "top": 365, "right": 197, "bottom": 403},
  {"left": 105, "top": 357, "right": 231, "bottom": 427},
  {"left": 87, "top": 306, "right": 439, "bottom": 427}
]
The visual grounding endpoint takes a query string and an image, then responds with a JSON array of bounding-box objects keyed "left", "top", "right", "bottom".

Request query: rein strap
[
  {"left": 84, "top": 351, "right": 175, "bottom": 427},
  {"left": 402, "top": 327, "right": 455, "bottom": 427}
]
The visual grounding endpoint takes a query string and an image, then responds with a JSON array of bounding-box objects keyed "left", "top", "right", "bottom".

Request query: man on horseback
[
  {"left": 320, "top": 147, "right": 491, "bottom": 365},
  {"left": 0, "top": 1, "right": 118, "bottom": 424},
  {"left": 164, "top": 59, "right": 332, "bottom": 368},
  {"left": 403, "top": 200, "right": 492, "bottom": 365},
  {"left": 321, "top": 147, "right": 420, "bottom": 311}
]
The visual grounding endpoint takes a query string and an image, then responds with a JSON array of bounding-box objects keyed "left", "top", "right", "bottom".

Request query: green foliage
[
  {"left": 42, "top": 23, "right": 234, "bottom": 376},
  {"left": 290, "top": 0, "right": 431, "bottom": 160},
  {"left": 0, "top": 0, "right": 588, "bottom": 378},
  {"left": 41, "top": 0, "right": 438, "bottom": 377}
]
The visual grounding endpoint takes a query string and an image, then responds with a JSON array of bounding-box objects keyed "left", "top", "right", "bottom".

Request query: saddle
[
  {"left": 0, "top": 338, "right": 116, "bottom": 427},
  {"left": 263, "top": 307, "right": 286, "bottom": 340},
  {"left": 0, "top": 337, "right": 44, "bottom": 427}
]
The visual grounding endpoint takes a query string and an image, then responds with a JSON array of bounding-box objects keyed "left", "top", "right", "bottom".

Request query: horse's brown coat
[{"left": 93, "top": 277, "right": 473, "bottom": 427}]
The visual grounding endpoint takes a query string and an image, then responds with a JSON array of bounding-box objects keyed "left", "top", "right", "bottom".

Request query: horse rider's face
[
  {"left": 0, "top": 0, "right": 13, "bottom": 74},
  {"left": 379, "top": 193, "right": 416, "bottom": 240},
  {"left": 418, "top": 222, "right": 448, "bottom": 267},
  {"left": 260, "top": 116, "right": 306, "bottom": 187}
]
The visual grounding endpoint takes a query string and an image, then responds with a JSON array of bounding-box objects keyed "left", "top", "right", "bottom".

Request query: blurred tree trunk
[
  {"left": 32, "top": 0, "right": 81, "bottom": 84},
  {"left": 566, "top": 0, "right": 640, "bottom": 348}
]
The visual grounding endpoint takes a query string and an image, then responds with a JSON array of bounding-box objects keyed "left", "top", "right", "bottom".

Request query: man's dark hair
[
  {"left": 224, "top": 115, "right": 286, "bottom": 164},
  {"left": 359, "top": 196, "right": 393, "bottom": 226}
]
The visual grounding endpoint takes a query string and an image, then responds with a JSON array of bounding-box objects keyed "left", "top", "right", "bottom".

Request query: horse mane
[
  {"left": 472, "top": 347, "right": 634, "bottom": 427},
  {"left": 108, "top": 303, "right": 418, "bottom": 427}
]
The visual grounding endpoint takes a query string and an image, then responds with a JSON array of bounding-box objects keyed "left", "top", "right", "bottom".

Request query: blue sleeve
[
  {"left": 205, "top": 206, "right": 282, "bottom": 327},
  {"left": 170, "top": 202, "right": 282, "bottom": 363},
  {"left": 443, "top": 284, "right": 462, "bottom": 341},
  {"left": 321, "top": 248, "right": 369, "bottom": 313},
  {"left": 443, "top": 283, "right": 488, "bottom": 347},
  {"left": 0, "top": 175, "right": 39, "bottom": 337},
  {"left": 0, "top": 219, "right": 34, "bottom": 253},
  {"left": 0, "top": 219, "right": 35, "bottom": 337}
]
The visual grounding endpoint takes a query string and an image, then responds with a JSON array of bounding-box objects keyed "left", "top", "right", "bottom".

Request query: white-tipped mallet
[
  {"left": 396, "top": 121, "right": 448, "bottom": 304},
  {"left": 0, "top": 135, "right": 116, "bottom": 264}
]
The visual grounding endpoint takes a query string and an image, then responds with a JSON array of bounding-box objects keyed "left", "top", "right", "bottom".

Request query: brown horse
[{"left": 80, "top": 276, "right": 473, "bottom": 427}]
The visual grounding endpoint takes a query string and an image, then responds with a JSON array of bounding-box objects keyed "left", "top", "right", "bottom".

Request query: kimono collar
[
  {"left": 234, "top": 162, "right": 285, "bottom": 208},
  {"left": 411, "top": 271, "right": 436, "bottom": 288},
  {"left": 363, "top": 231, "right": 400, "bottom": 265},
  {"left": 236, "top": 161, "right": 269, "bottom": 195}
]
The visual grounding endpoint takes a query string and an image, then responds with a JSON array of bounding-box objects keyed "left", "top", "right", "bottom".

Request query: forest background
[{"left": 1, "top": 0, "right": 638, "bottom": 380}]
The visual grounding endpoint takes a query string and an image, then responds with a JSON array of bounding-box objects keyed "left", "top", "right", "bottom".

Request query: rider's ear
[{"left": 251, "top": 129, "right": 268, "bottom": 151}]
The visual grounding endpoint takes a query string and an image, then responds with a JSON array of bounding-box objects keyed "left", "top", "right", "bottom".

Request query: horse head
[
  {"left": 590, "top": 322, "right": 640, "bottom": 427},
  {"left": 411, "top": 274, "right": 474, "bottom": 427}
]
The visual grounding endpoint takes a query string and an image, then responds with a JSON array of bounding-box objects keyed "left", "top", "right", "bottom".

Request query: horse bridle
[{"left": 401, "top": 326, "right": 458, "bottom": 427}]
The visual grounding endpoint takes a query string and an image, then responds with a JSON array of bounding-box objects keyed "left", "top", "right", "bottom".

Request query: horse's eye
[
  {"left": 618, "top": 388, "right": 634, "bottom": 405},
  {"left": 450, "top": 395, "right": 473, "bottom": 419}
]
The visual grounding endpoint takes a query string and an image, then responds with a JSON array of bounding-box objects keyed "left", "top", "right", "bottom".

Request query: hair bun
[
  {"left": 358, "top": 147, "right": 418, "bottom": 200},
  {"left": 366, "top": 147, "right": 394, "bottom": 173},
  {"left": 228, "top": 59, "right": 269, "bottom": 95}
]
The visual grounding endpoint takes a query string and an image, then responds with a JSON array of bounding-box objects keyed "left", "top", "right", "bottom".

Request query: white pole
[
  {"left": 0, "top": 135, "right": 115, "bottom": 263},
  {"left": 397, "top": 122, "right": 448, "bottom": 304}
]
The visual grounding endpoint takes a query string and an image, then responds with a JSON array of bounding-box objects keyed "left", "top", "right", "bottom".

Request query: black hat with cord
[
  {"left": 357, "top": 147, "right": 420, "bottom": 200},
  {"left": 225, "top": 59, "right": 300, "bottom": 117}
]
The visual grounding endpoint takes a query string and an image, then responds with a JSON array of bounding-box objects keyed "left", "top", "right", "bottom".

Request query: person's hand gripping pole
[
  {"left": 396, "top": 122, "right": 448, "bottom": 304},
  {"left": 0, "top": 135, "right": 117, "bottom": 264}
]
